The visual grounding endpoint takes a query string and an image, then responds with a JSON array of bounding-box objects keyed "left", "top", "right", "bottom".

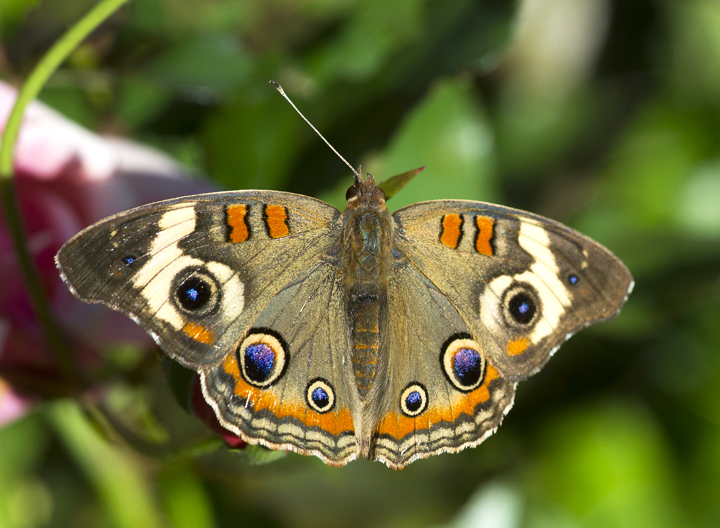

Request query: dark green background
[{"left": 2, "top": 0, "right": 720, "bottom": 526}]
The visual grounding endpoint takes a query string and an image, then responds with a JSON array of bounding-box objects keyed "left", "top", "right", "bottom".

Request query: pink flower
[
  {"left": 0, "top": 378, "right": 31, "bottom": 424},
  {"left": 0, "top": 81, "right": 216, "bottom": 424}
]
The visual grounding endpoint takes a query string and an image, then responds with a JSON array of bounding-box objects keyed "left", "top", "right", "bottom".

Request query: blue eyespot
[
  {"left": 312, "top": 387, "right": 329, "bottom": 407},
  {"left": 123, "top": 256, "right": 136, "bottom": 266},
  {"left": 508, "top": 292, "right": 536, "bottom": 324},
  {"left": 176, "top": 276, "right": 212, "bottom": 311},
  {"left": 238, "top": 331, "right": 288, "bottom": 388},
  {"left": 306, "top": 379, "right": 335, "bottom": 413},
  {"left": 441, "top": 336, "right": 486, "bottom": 392},
  {"left": 453, "top": 347, "right": 482, "bottom": 387},
  {"left": 400, "top": 383, "right": 428, "bottom": 417},
  {"left": 185, "top": 288, "right": 199, "bottom": 302},
  {"left": 244, "top": 343, "right": 276, "bottom": 383},
  {"left": 405, "top": 391, "right": 422, "bottom": 412},
  {"left": 568, "top": 274, "right": 579, "bottom": 285}
]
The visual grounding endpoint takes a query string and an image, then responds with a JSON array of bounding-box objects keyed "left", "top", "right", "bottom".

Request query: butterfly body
[
  {"left": 343, "top": 176, "right": 392, "bottom": 403},
  {"left": 56, "top": 174, "right": 632, "bottom": 469}
]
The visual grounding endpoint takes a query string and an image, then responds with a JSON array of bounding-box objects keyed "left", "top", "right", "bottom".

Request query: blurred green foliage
[{"left": 2, "top": 0, "right": 720, "bottom": 526}]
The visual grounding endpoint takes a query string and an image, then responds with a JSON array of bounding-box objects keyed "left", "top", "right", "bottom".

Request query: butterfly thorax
[{"left": 342, "top": 175, "right": 393, "bottom": 401}]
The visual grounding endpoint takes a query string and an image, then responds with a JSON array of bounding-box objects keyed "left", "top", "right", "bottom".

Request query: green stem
[
  {"left": 0, "top": 179, "right": 77, "bottom": 383},
  {"left": 86, "top": 400, "right": 224, "bottom": 462},
  {"left": 0, "top": 0, "right": 131, "bottom": 177},
  {"left": 0, "top": 0, "right": 131, "bottom": 387}
]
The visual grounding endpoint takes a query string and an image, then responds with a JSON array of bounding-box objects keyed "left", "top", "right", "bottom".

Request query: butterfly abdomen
[
  {"left": 349, "top": 287, "right": 383, "bottom": 401},
  {"left": 343, "top": 201, "right": 394, "bottom": 402}
]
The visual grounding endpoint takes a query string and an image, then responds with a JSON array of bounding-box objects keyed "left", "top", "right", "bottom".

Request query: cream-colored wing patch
[
  {"left": 132, "top": 206, "right": 246, "bottom": 332},
  {"left": 480, "top": 220, "right": 572, "bottom": 346},
  {"left": 132, "top": 206, "right": 201, "bottom": 330}
]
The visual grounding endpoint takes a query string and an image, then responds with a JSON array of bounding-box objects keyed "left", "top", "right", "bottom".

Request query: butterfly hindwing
[
  {"left": 392, "top": 200, "right": 633, "bottom": 381},
  {"left": 201, "top": 260, "right": 361, "bottom": 465},
  {"left": 364, "top": 262, "right": 515, "bottom": 468}
]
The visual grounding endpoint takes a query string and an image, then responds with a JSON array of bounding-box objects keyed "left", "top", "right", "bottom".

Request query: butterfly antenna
[{"left": 269, "top": 80, "right": 361, "bottom": 179}]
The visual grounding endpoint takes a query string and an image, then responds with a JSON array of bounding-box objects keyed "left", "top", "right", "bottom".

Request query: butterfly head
[{"left": 345, "top": 173, "right": 387, "bottom": 210}]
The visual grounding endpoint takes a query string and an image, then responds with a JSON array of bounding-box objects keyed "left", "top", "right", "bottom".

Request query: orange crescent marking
[
  {"left": 475, "top": 216, "right": 494, "bottom": 255},
  {"left": 183, "top": 322, "right": 215, "bottom": 344},
  {"left": 507, "top": 337, "right": 530, "bottom": 356},
  {"left": 377, "top": 413, "right": 396, "bottom": 438},
  {"left": 449, "top": 364, "right": 497, "bottom": 416},
  {"left": 413, "top": 406, "right": 430, "bottom": 433},
  {"left": 221, "top": 355, "right": 354, "bottom": 434},
  {"left": 226, "top": 204, "right": 250, "bottom": 242},
  {"left": 377, "top": 411, "right": 416, "bottom": 441},
  {"left": 376, "top": 365, "right": 501, "bottom": 440},
  {"left": 440, "top": 214, "right": 463, "bottom": 248},
  {"left": 264, "top": 204, "right": 289, "bottom": 238},
  {"left": 427, "top": 402, "right": 455, "bottom": 427}
]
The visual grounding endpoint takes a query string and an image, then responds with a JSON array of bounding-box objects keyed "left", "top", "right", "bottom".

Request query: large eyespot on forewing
[
  {"left": 501, "top": 282, "right": 541, "bottom": 329},
  {"left": 172, "top": 268, "right": 221, "bottom": 316}
]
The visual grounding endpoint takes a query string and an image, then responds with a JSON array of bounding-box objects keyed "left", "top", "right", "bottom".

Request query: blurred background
[{"left": 1, "top": 0, "right": 720, "bottom": 526}]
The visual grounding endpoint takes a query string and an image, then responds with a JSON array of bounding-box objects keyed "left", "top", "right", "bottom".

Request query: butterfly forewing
[
  {"left": 56, "top": 191, "right": 341, "bottom": 368},
  {"left": 392, "top": 200, "right": 633, "bottom": 381}
]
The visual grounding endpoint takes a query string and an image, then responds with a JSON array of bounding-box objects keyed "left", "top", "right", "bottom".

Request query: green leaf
[
  {"left": 495, "top": 89, "right": 598, "bottom": 177},
  {"left": 0, "top": 0, "right": 41, "bottom": 35},
  {"left": 144, "top": 35, "right": 250, "bottom": 95},
  {"left": 0, "top": 413, "right": 49, "bottom": 504},
  {"left": 528, "top": 401, "right": 686, "bottom": 528},
  {"left": 603, "top": 100, "right": 705, "bottom": 228},
  {"left": 159, "top": 463, "right": 216, "bottom": 528},
  {"left": 48, "top": 401, "right": 164, "bottom": 528},
  {"left": 117, "top": 75, "right": 173, "bottom": 129},
  {"left": 232, "top": 444, "right": 288, "bottom": 465},
  {"left": 670, "top": 1, "right": 720, "bottom": 103},
  {"left": 306, "top": 0, "right": 427, "bottom": 84},
  {"left": 203, "top": 92, "right": 304, "bottom": 190},
  {"left": 378, "top": 166, "right": 425, "bottom": 199}
]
